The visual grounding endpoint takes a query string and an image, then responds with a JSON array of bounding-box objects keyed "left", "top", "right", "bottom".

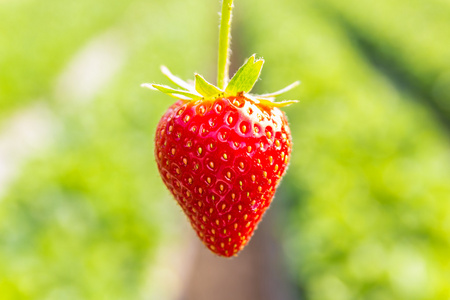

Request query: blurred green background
[{"left": 1, "top": 0, "right": 450, "bottom": 299}]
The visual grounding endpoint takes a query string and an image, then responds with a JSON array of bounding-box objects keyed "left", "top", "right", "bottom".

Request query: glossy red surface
[{"left": 155, "top": 96, "right": 292, "bottom": 257}]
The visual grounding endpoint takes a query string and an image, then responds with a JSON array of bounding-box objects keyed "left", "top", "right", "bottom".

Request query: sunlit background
[{"left": 1, "top": 0, "right": 450, "bottom": 299}]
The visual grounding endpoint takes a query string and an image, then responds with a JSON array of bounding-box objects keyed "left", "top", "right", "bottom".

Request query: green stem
[{"left": 217, "top": 0, "right": 234, "bottom": 90}]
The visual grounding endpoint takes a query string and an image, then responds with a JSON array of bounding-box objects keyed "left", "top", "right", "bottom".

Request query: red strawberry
[
  {"left": 142, "top": 0, "right": 300, "bottom": 257},
  {"left": 143, "top": 54, "right": 299, "bottom": 256},
  {"left": 154, "top": 94, "right": 293, "bottom": 256}
]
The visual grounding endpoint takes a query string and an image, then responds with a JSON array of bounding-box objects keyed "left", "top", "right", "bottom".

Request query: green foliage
[
  {"left": 0, "top": 0, "right": 135, "bottom": 115},
  {"left": 312, "top": 0, "right": 450, "bottom": 119}
]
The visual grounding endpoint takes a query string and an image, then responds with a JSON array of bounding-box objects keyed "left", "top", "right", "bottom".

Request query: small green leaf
[
  {"left": 160, "top": 66, "right": 196, "bottom": 93},
  {"left": 225, "top": 54, "right": 264, "bottom": 95},
  {"left": 256, "top": 97, "right": 299, "bottom": 107},
  {"left": 194, "top": 74, "right": 223, "bottom": 99},
  {"left": 141, "top": 83, "right": 202, "bottom": 100},
  {"left": 257, "top": 81, "right": 301, "bottom": 98}
]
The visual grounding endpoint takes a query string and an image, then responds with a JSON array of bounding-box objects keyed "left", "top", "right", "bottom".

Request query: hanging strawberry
[{"left": 142, "top": 0, "right": 299, "bottom": 257}]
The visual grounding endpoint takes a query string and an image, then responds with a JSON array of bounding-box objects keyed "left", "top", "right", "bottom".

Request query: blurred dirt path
[{"left": 179, "top": 208, "right": 299, "bottom": 300}]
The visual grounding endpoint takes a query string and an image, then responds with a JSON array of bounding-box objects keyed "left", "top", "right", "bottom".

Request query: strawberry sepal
[{"left": 142, "top": 54, "right": 300, "bottom": 107}]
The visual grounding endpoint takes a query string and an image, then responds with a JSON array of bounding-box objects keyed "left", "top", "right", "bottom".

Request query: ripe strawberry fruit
[{"left": 143, "top": 55, "right": 299, "bottom": 257}]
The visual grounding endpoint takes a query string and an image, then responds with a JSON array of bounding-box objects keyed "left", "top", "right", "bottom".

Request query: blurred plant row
[{"left": 1, "top": 0, "right": 449, "bottom": 299}]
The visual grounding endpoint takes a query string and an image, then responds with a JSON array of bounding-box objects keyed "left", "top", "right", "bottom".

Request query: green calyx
[{"left": 141, "top": 54, "right": 300, "bottom": 107}]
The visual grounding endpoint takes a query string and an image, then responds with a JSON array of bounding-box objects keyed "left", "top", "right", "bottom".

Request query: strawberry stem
[{"left": 217, "top": 0, "right": 234, "bottom": 90}]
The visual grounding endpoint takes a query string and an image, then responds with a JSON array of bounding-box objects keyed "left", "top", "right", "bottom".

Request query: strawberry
[
  {"left": 143, "top": 55, "right": 299, "bottom": 257},
  {"left": 154, "top": 96, "right": 292, "bottom": 256},
  {"left": 142, "top": 0, "right": 299, "bottom": 257}
]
